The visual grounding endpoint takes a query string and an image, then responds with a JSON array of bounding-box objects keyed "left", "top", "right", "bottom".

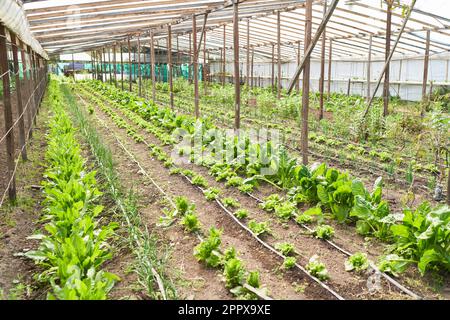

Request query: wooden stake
[
  {"left": 203, "top": 28, "right": 207, "bottom": 95},
  {"left": 301, "top": 0, "right": 312, "bottom": 165},
  {"left": 233, "top": 0, "right": 240, "bottom": 130},
  {"left": 108, "top": 48, "right": 112, "bottom": 83},
  {"left": 347, "top": 78, "right": 351, "bottom": 96},
  {"left": 0, "top": 24, "right": 16, "bottom": 200},
  {"left": 10, "top": 32, "right": 27, "bottom": 161},
  {"left": 128, "top": 37, "right": 132, "bottom": 91},
  {"left": 421, "top": 30, "right": 430, "bottom": 117}
]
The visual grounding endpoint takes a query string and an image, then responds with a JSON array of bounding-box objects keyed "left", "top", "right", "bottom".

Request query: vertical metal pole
[
  {"left": 327, "top": 39, "right": 332, "bottom": 98},
  {"left": 246, "top": 20, "right": 250, "bottom": 87},
  {"left": 233, "top": 0, "right": 240, "bottom": 130},
  {"left": 421, "top": 30, "right": 430, "bottom": 117},
  {"left": 301, "top": 0, "right": 312, "bottom": 165},
  {"left": 193, "top": 15, "right": 199, "bottom": 118},
  {"left": 277, "top": 11, "right": 281, "bottom": 99},
  {"left": 151, "top": 31, "right": 156, "bottom": 101},
  {"left": 383, "top": 1, "right": 392, "bottom": 117},
  {"left": 138, "top": 35, "right": 142, "bottom": 96},
  {"left": 128, "top": 37, "right": 132, "bottom": 91},
  {"left": 0, "top": 24, "right": 16, "bottom": 200},
  {"left": 366, "top": 34, "right": 372, "bottom": 101},
  {"left": 318, "top": 0, "right": 327, "bottom": 120},
  {"left": 222, "top": 25, "right": 226, "bottom": 86},
  {"left": 10, "top": 32, "right": 27, "bottom": 160},
  {"left": 168, "top": 25, "right": 174, "bottom": 110}
]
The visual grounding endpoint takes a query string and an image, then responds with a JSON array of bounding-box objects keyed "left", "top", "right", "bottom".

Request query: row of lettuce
[
  {"left": 81, "top": 80, "right": 449, "bottom": 277},
  {"left": 25, "top": 80, "right": 118, "bottom": 299}
]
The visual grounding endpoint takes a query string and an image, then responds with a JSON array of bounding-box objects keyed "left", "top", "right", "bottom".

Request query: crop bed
[{"left": 65, "top": 78, "right": 449, "bottom": 300}]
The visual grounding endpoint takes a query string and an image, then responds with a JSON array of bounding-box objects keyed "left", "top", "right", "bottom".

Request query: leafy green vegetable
[
  {"left": 306, "top": 255, "right": 329, "bottom": 281},
  {"left": 345, "top": 252, "right": 369, "bottom": 272},
  {"left": 194, "top": 227, "right": 223, "bottom": 268},
  {"left": 234, "top": 209, "right": 249, "bottom": 219},
  {"left": 181, "top": 213, "right": 202, "bottom": 233},
  {"left": 222, "top": 197, "right": 240, "bottom": 208},
  {"left": 248, "top": 220, "right": 271, "bottom": 236},
  {"left": 204, "top": 187, "right": 220, "bottom": 201},
  {"left": 275, "top": 242, "right": 296, "bottom": 256},
  {"left": 313, "top": 225, "right": 335, "bottom": 240},
  {"left": 283, "top": 257, "right": 297, "bottom": 270}
]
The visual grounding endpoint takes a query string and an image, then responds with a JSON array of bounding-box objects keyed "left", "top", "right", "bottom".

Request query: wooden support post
[
  {"left": 72, "top": 53, "right": 75, "bottom": 80},
  {"left": 421, "top": 30, "right": 430, "bottom": 117},
  {"left": 19, "top": 40, "right": 33, "bottom": 139},
  {"left": 383, "top": 1, "right": 393, "bottom": 117},
  {"left": 251, "top": 47, "right": 254, "bottom": 89},
  {"left": 287, "top": 0, "right": 339, "bottom": 93},
  {"left": 168, "top": 26, "right": 174, "bottom": 110},
  {"left": 271, "top": 44, "right": 275, "bottom": 88},
  {"left": 120, "top": 44, "right": 124, "bottom": 90},
  {"left": 233, "top": 0, "right": 240, "bottom": 130},
  {"left": 113, "top": 44, "right": 117, "bottom": 87},
  {"left": 296, "top": 41, "right": 301, "bottom": 93},
  {"left": 246, "top": 20, "right": 250, "bottom": 87},
  {"left": 327, "top": 39, "right": 332, "bottom": 98},
  {"left": 347, "top": 78, "right": 351, "bottom": 96},
  {"left": 223, "top": 25, "right": 226, "bottom": 86},
  {"left": 151, "top": 31, "right": 156, "bottom": 101},
  {"left": 10, "top": 32, "right": 27, "bottom": 160},
  {"left": 447, "top": 168, "right": 450, "bottom": 205},
  {"left": 188, "top": 33, "right": 192, "bottom": 83},
  {"left": 203, "top": 29, "right": 207, "bottom": 95},
  {"left": 277, "top": 11, "right": 281, "bottom": 99},
  {"left": 366, "top": 35, "right": 372, "bottom": 101},
  {"left": 143, "top": 41, "right": 147, "bottom": 96},
  {"left": 0, "top": 24, "right": 16, "bottom": 200},
  {"left": 91, "top": 51, "right": 94, "bottom": 80},
  {"left": 193, "top": 15, "right": 199, "bottom": 118},
  {"left": 31, "top": 50, "right": 38, "bottom": 118},
  {"left": 318, "top": 0, "right": 327, "bottom": 120},
  {"left": 301, "top": 0, "right": 312, "bottom": 165},
  {"left": 128, "top": 37, "right": 132, "bottom": 91},
  {"left": 138, "top": 35, "right": 142, "bottom": 97},
  {"left": 27, "top": 46, "right": 37, "bottom": 122},
  {"left": 363, "top": 0, "right": 416, "bottom": 118},
  {"left": 109, "top": 48, "right": 113, "bottom": 83}
]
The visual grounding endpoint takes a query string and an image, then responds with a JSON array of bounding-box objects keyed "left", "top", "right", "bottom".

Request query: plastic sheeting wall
[{"left": 210, "top": 55, "right": 450, "bottom": 101}]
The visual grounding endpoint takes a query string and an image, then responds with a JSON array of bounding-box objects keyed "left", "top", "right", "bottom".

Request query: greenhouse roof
[{"left": 10, "top": 0, "right": 450, "bottom": 60}]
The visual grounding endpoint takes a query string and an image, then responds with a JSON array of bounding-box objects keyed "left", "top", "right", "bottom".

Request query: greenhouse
[{"left": 0, "top": 0, "right": 449, "bottom": 304}]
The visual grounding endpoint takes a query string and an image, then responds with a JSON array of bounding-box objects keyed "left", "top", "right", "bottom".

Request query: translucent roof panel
[{"left": 20, "top": 0, "right": 450, "bottom": 60}]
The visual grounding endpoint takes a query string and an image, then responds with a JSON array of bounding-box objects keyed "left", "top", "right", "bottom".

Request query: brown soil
[
  {"left": 0, "top": 99, "right": 49, "bottom": 300},
  {"left": 78, "top": 91, "right": 329, "bottom": 300}
]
